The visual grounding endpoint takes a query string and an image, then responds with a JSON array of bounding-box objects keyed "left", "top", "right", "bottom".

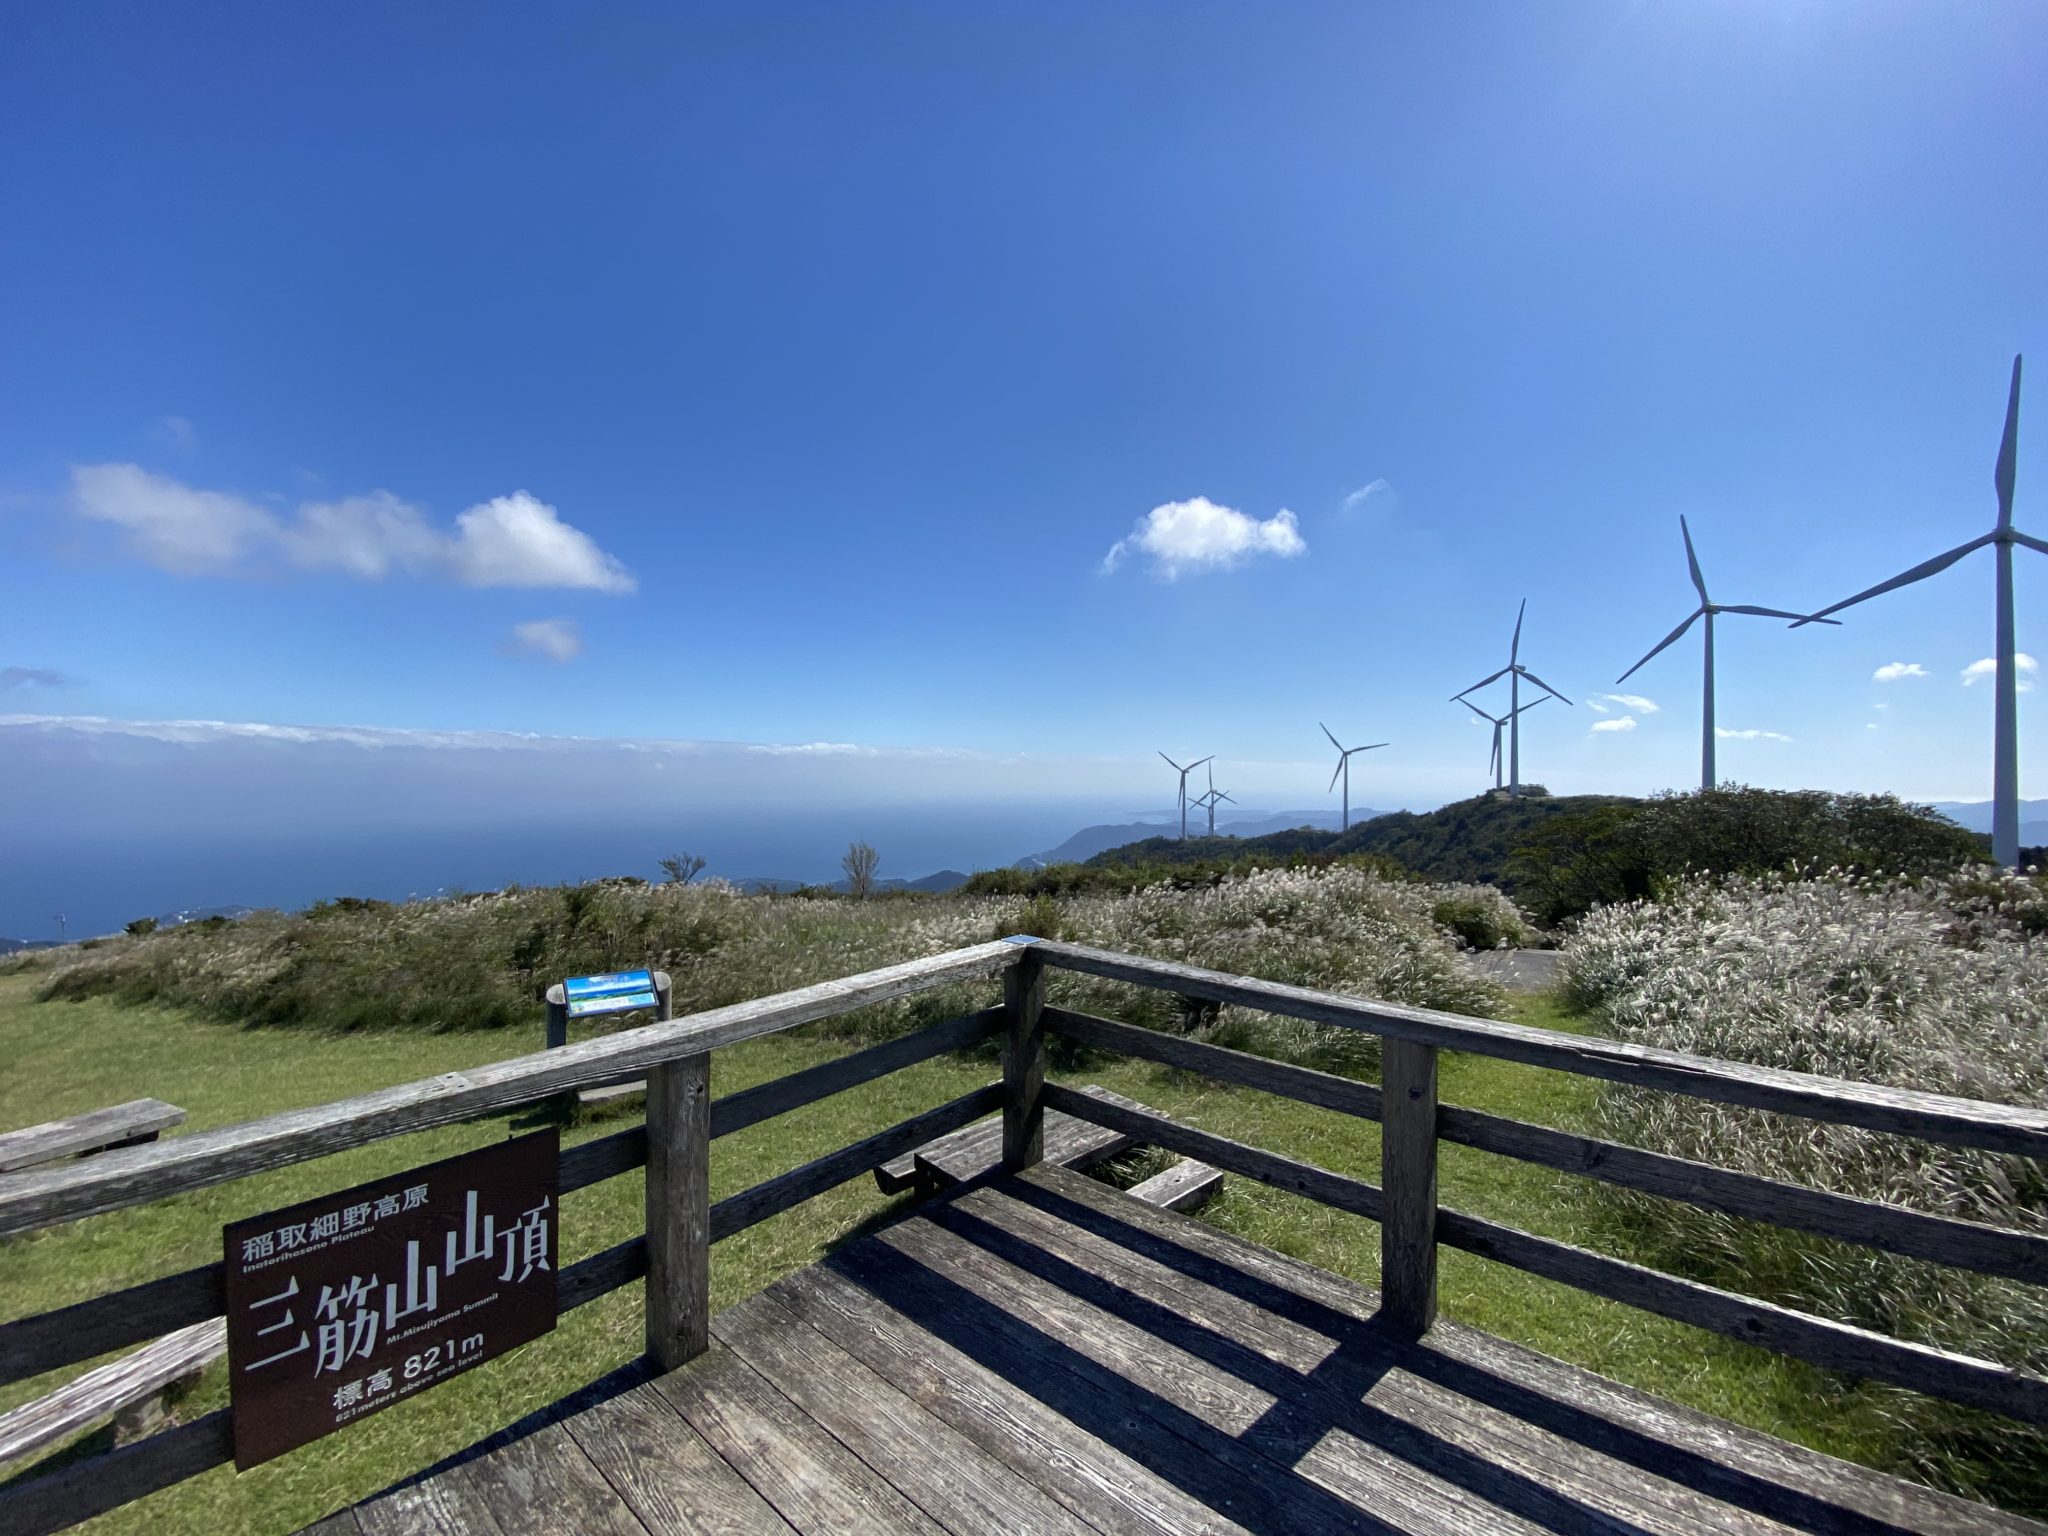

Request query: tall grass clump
[
  {"left": 1563, "top": 866, "right": 2048, "bottom": 1509},
  {"left": 910, "top": 865, "right": 1512, "bottom": 1075},
  {"left": 29, "top": 867, "right": 1512, "bottom": 1077}
]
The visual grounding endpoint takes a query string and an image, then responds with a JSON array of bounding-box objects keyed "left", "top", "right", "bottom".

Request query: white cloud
[
  {"left": 505, "top": 619, "right": 583, "bottom": 663},
  {"left": 1962, "top": 654, "right": 2038, "bottom": 692},
  {"left": 1101, "top": 496, "right": 1306, "bottom": 580},
  {"left": 69, "top": 466, "right": 633, "bottom": 592},
  {"left": 72, "top": 463, "right": 277, "bottom": 575},
  {"left": 1873, "top": 662, "right": 1927, "bottom": 683},
  {"left": 1591, "top": 693, "right": 1659, "bottom": 715},
  {"left": 1590, "top": 717, "right": 1637, "bottom": 733},
  {"left": 1716, "top": 727, "right": 1793, "bottom": 742},
  {"left": 449, "top": 493, "right": 634, "bottom": 592},
  {"left": 1340, "top": 479, "right": 1390, "bottom": 514}
]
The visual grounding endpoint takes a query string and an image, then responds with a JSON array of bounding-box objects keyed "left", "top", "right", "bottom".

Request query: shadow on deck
[{"left": 322, "top": 1165, "right": 2040, "bottom": 1536}]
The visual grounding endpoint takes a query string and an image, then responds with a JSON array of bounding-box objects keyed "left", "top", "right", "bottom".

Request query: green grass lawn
[{"left": 1, "top": 976, "right": 1902, "bottom": 1534}]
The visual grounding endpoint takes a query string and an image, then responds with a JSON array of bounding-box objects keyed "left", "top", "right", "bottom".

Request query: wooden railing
[{"left": 3, "top": 933, "right": 2047, "bottom": 1534}]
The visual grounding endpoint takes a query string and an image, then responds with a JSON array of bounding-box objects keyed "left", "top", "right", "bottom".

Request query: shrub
[
  {"left": 1563, "top": 866, "right": 2048, "bottom": 1506},
  {"left": 1429, "top": 888, "right": 1528, "bottom": 950},
  {"left": 124, "top": 917, "right": 158, "bottom": 936},
  {"left": 1510, "top": 785, "right": 1987, "bottom": 926}
]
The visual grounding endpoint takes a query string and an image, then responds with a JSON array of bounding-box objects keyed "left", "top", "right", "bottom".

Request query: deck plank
[
  {"left": 1014, "top": 1164, "right": 2045, "bottom": 1536},
  {"left": 832, "top": 1222, "right": 1416, "bottom": 1534},
  {"left": 714, "top": 1290, "right": 1096, "bottom": 1536},
  {"left": 880, "top": 1203, "right": 1554, "bottom": 1536},
  {"left": 649, "top": 1342, "right": 948, "bottom": 1536},
  {"left": 353, "top": 1471, "right": 510, "bottom": 1536},
  {"left": 948, "top": 1176, "right": 1787, "bottom": 1536},
  {"left": 446, "top": 1421, "right": 648, "bottom": 1536},
  {"left": 771, "top": 1262, "right": 1246, "bottom": 1536},
  {"left": 560, "top": 1380, "right": 796, "bottom": 1536}
]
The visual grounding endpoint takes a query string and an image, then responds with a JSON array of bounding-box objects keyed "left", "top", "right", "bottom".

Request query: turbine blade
[
  {"left": 1217, "top": 791, "right": 1236, "bottom": 804},
  {"left": 1320, "top": 721, "right": 1344, "bottom": 751},
  {"left": 2013, "top": 531, "right": 2048, "bottom": 558},
  {"left": 1997, "top": 354, "right": 2021, "bottom": 530},
  {"left": 1721, "top": 604, "right": 1840, "bottom": 625},
  {"left": 1358, "top": 742, "right": 1389, "bottom": 751},
  {"left": 1514, "top": 694, "right": 1549, "bottom": 716},
  {"left": 1517, "top": 667, "right": 1573, "bottom": 704},
  {"left": 1159, "top": 751, "right": 1183, "bottom": 771},
  {"left": 1794, "top": 535, "right": 1995, "bottom": 624},
  {"left": 1328, "top": 760, "right": 1345, "bottom": 794},
  {"left": 1489, "top": 727, "right": 1501, "bottom": 775},
  {"left": 1511, "top": 599, "right": 1526, "bottom": 664},
  {"left": 1190, "top": 756, "right": 1213, "bottom": 773},
  {"left": 1615, "top": 608, "right": 1701, "bottom": 684},
  {"left": 1454, "top": 665, "right": 1513, "bottom": 698},
  {"left": 1457, "top": 697, "right": 1494, "bottom": 724},
  {"left": 1681, "top": 516, "right": 1708, "bottom": 602}
]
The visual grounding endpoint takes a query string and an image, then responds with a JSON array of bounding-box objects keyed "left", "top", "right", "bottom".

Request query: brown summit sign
[{"left": 222, "top": 1130, "right": 559, "bottom": 1469}]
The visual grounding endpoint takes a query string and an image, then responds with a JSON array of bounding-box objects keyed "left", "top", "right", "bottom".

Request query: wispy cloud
[
  {"left": 1588, "top": 693, "right": 1658, "bottom": 716},
  {"left": 1873, "top": 661, "right": 1927, "bottom": 683},
  {"left": 1339, "top": 479, "right": 1390, "bottom": 514},
  {"left": 69, "top": 466, "right": 634, "bottom": 593},
  {"left": 504, "top": 619, "right": 583, "bottom": 663},
  {"left": 1716, "top": 727, "right": 1792, "bottom": 742},
  {"left": 1590, "top": 716, "right": 1637, "bottom": 734},
  {"left": 1962, "top": 654, "right": 2038, "bottom": 692},
  {"left": 149, "top": 415, "right": 197, "bottom": 452},
  {"left": 1, "top": 666, "right": 76, "bottom": 691},
  {"left": 1101, "top": 496, "right": 1306, "bottom": 580}
]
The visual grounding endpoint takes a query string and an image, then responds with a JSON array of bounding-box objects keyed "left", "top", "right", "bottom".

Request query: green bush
[
  {"left": 124, "top": 917, "right": 158, "bottom": 936},
  {"left": 1508, "top": 785, "right": 1987, "bottom": 926}
]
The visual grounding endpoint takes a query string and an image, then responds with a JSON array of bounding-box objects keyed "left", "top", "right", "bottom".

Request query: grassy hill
[{"left": 1087, "top": 790, "right": 1633, "bottom": 890}]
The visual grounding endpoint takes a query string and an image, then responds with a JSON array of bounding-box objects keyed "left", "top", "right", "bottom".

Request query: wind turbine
[
  {"left": 1158, "top": 751, "right": 1213, "bottom": 841},
  {"left": 1319, "top": 724, "right": 1386, "bottom": 831},
  {"left": 1452, "top": 601, "right": 1572, "bottom": 797},
  {"left": 1616, "top": 516, "right": 1839, "bottom": 791},
  {"left": 1192, "top": 763, "right": 1237, "bottom": 836},
  {"left": 1798, "top": 355, "right": 2035, "bottom": 866},
  {"left": 1458, "top": 696, "right": 1548, "bottom": 792}
]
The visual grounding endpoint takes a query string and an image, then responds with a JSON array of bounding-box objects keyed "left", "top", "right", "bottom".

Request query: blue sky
[{"left": 3, "top": 1, "right": 2045, "bottom": 818}]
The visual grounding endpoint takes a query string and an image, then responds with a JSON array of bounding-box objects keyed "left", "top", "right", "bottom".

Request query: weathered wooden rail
[{"left": 1, "top": 934, "right": 2045, "bottom": 1534}]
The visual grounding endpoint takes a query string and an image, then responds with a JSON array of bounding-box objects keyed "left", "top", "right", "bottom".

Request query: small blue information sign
[{"left": 561, "top": 970, "right": 659, "bottom": 1021}]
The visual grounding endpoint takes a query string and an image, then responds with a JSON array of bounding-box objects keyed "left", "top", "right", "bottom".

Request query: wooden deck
[{"left": 315, "top": 1165, "right": 2042, "bottom": 1536}]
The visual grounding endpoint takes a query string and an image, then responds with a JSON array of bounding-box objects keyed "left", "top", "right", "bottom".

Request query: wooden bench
[
  {"left": 0, "top": 1319, "right": 225, "bottom": 1474},
  {"left": 0, "top": 1100, "right": 185, "bottom": 1175},
  {"left": 873, "top": 1083, "right": 1223, "bottom": 1213}
]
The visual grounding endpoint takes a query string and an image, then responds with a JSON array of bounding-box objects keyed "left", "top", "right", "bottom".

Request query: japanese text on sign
[{"left": 222, "top": 1130, "right": 558, "bottom": 1469}]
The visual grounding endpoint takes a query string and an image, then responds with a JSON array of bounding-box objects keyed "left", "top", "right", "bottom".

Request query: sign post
[{"left": 222, "top": 1131, "right": 559, "bottom": 1469}]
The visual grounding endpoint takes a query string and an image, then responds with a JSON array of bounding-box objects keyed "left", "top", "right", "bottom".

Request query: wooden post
[
  {"left": 653, "top": 970, "right": 673, "bottom": 1021},
  {"left": 544, "top": 984, "right": 568, "bottom": 1050},
  {"left": 1380, "top": 1037, "right": 1439, "bottom": 1335},
  {"left": 1001, "top": 951, "right": 1047, "bottom": 1171},
  {"left": 644, "top": 1050, "right": 711, "bottom": 1370}
]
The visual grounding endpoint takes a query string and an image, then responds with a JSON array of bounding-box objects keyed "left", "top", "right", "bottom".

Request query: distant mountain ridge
[
  {"left": 1083, "top": 792, "right": 1625, "bottom": 889},
  {"left": 1021, "top": 807, "right": 1375, "bottom": 868},
  {"left": 1930, "top": 800, "right": 2048, "bottom": 848}
]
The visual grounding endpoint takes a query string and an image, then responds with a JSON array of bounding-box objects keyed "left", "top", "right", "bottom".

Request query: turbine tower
[
  {"left": 1158, "top": 751, "right": 1213, "bottom": 841},
  {"left": 1452, "top": 601, "right": 1572, "bottom": 797},
  {"left": 1798, "top": 355, "right": 2035, "bottom": 866},
  {"left": 1319, "top": 723, "right": 1386, "bottom": 831},
  {"left": 1458, "top": 696, "right": 1548, "bottom": 792},
  {"left": 1616, "top": 516, "right": 1838, "bottom": 790},
  {"left": 1192, "top": 762, "right": 1236, "bottom": 836}
]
